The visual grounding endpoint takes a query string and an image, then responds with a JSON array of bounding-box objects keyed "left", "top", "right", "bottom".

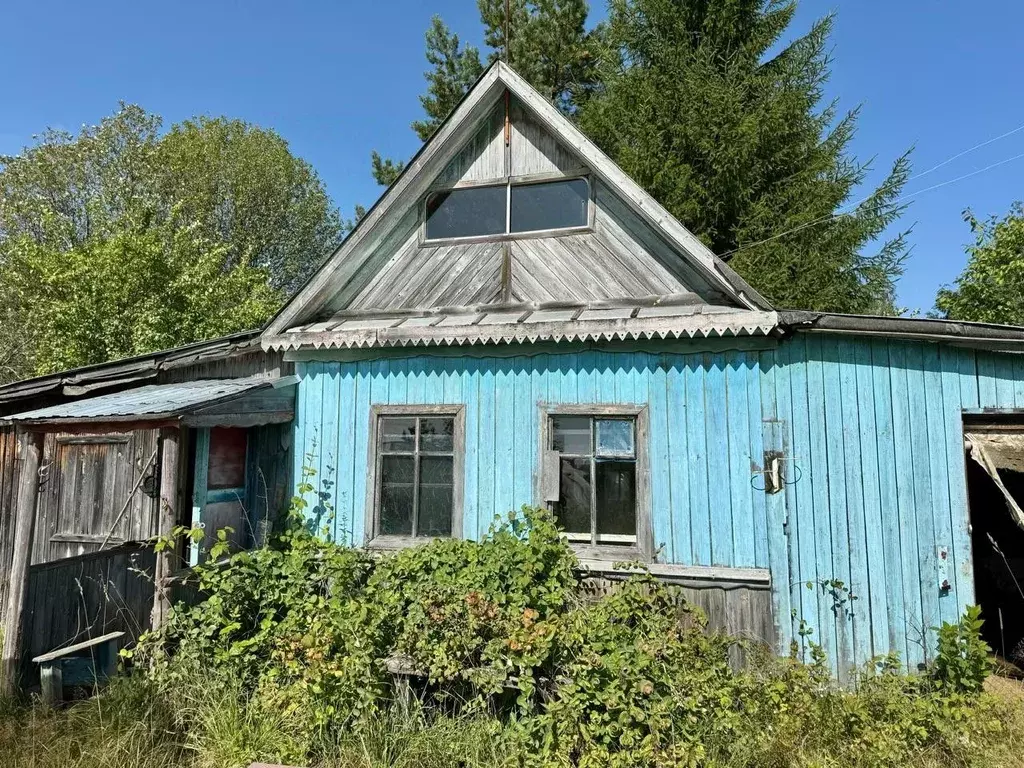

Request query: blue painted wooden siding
[
  {"left": 293, "top": 347, "right": 769, "bottom": 569},
  {"left": 292, "top": 337, "right": 1024, "bottom": 677},
  {"left": 764, "top": 336, "right": 1024, "bottom": 677}
]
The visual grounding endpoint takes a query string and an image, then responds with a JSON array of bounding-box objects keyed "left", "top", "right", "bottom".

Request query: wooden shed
[{"left": 0, "top": 332, "right": 295, "bottom": 689}]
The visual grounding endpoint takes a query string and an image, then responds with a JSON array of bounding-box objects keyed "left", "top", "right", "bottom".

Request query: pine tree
[
  {"left": 579, "top": 0, "right": 911, "bottom": 313},
  {"left": 370, "top": 17, "right": 484, "bottom": 187},
  {"left": 370, "top": 3, "right": 598, "bottom": 187}
]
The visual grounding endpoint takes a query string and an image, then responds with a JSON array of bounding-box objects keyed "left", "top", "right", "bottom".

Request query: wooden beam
[
  {"left": 1, "top": 430, "right": 44, "bottom": 695},
  {"left": 151, "top": 427, "right": 180, "bottom": 630}
]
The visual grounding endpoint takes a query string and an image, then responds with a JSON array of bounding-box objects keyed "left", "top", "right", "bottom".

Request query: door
[{"left": 190, "top": 427, "right": 249, "bottom": 564}]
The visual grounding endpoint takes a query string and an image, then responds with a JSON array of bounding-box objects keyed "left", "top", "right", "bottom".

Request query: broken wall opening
[{"left": 965, "top": 427, "right": 1024, "bottom": 665}]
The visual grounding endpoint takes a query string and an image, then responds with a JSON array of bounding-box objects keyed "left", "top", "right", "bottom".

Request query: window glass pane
[
  {"left": 551, "top": 415, "right": 591, "bottom": 455},
  {"left": 510, "top": 178, "right": 588, "bottom": 233},
  {"left": 379, "top": 456, "right": 415, "bottom": 535},
  {"left": 381, "top": 417, "right": 416, "bottom": 453},
  {"left": 425, "top": 185, "right": 506, "bottom": 239},
  {"left": 417, "top": 456, "right": 454, "bottom": 537},
  {"left": 596, "top": 419, "right": 634, "bottom": 457},
  {"left": 554, "top": 457, "right": 591, "bottom": 535},
  {"left": 419, "top": 417, "right": 454, "bottom": 453},
  {"left": 595, "top": 460, "right": 636, "bottom": 540},
  {"left": 207, "top": 427, "right": 248, "bottom": 490}
]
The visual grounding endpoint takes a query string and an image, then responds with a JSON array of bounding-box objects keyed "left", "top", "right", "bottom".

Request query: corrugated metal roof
[
  {"left": 3, "top": 377, "right": 293, "bottom": 423},
  {"left": 262, "top": 300, "right": 780, "bottom": 351},
  {"left": 0, "top": 330, "right": 264, "bottom": 405}
]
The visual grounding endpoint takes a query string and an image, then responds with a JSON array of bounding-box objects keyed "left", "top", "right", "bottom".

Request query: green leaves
[
  {"left": 932, "top": 605, "right": 993, "bottom": 695},
  {"left": 579, "top": 0, "right": 913, "bottom": 314},
  {"left": 0, "top": 105, "right": 341, "bottom": 379},
  {"left": 936, "top": 203, "right": 1024, "bottom": 324}
]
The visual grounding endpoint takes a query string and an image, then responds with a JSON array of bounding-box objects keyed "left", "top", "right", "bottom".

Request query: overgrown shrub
[
  {"left": 113, "top": 490, "right": 1024, "bottom": 768},
  {"left": 3, "top": 476, "right": 1022, "bottom": 768}
]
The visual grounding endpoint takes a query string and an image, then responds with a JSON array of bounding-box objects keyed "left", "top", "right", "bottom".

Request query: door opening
[{"left": 965, "top": 425, "right": 1024, "bottom": 669}]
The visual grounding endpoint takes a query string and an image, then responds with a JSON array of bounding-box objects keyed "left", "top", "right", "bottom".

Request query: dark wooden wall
[
  {"left": 0, "top": 426, "right": 20, "bottom": 620},
  {"left": 33, "top": 430, "right": 161, "bottom": 565},
  {"left": 247, "top": 423, "right": 294, "bottom": 545},
  {"left": 19, "top": 542, "right": 155, "bottom": 686}
]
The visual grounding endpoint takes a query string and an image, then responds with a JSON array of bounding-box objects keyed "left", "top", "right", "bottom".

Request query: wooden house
[
  {"left": 4, "top": 62, "right": 1024, "bottom": 685},
  {"left": 259, "top": 62, "right": 1024, "bottom": 680}
]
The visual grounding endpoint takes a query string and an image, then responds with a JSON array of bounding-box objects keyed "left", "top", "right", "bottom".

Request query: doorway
[{"left": 965, "top": 422, "right": 1024, "bottom": 666}]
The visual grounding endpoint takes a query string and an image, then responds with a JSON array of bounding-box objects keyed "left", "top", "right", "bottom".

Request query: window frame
[
  {"left": 420, "top": 172, "right": 594, "bottom": 247},
  {"left": 537, "top": 403, "right": 652, "bottom": 563},
  {"left": 365, "top": 404, "right": 466, "bottom": 549}
]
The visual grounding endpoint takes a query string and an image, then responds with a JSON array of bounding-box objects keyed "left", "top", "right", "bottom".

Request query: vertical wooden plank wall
[
  {"left": 768, "top": 337, "right": 1024, "bottom": 678},
  {"left": 0, "top": 426, "right": 20, "bottom": 622},
  {"left": 293, "top": 336, "right": 1024, "bottom": 677},
  {"left": 293, "top": 344, "right": 771, "bottom": 574}
]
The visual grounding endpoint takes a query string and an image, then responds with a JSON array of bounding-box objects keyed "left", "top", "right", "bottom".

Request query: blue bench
[{"left": 32, "top": 630, "right": 124, "bottom": 705}]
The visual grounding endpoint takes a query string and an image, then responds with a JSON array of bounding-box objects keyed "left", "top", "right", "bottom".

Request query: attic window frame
[{"left": 420, "top": 172, "right": 595, "bottom": 247}]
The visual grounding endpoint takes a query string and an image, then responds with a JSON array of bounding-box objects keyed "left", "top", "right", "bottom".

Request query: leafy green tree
[
  {"left": 0, "top": 105, "right": 340, "bottom": 379},
  {"left": 371, "top": 3, "right": 599, "bottom": 187},
  {"left": 155, "top": 116, "right": 342, "bottom": 293},
  {"left": 936, "top": 204, "right": 1024, "bottom": 325},
  {"left": 579, "top": 0, "right": 911, "bottom": 313},
  {"left": 3, "top": 219, "right": 281, "bottom": 375}
]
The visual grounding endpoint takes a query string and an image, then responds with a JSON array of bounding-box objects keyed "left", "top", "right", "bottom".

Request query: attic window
[{"left": 424, "top": 177, "right": 590, "bottom": 242}]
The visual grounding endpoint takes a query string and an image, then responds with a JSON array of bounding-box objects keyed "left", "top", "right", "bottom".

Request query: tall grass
[{"left": 3, "top": 670, "right": 1024, "bottom": 768}]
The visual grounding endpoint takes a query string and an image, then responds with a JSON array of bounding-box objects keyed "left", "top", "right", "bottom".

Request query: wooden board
[
  {"left": 290, "top": 336, "right": 1024, "bottom": 677},
  {"left": 31, "top": 430, "right": 159, "bottom": 565},
  {"left": 19, "top": 543, "right": 155, "bottom": 687}
]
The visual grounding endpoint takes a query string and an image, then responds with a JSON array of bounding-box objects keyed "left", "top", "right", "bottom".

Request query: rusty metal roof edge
[
  {"left": 1, "top": 375, "right": 293, "bottom": 425},
  {"left": 780, "top": 310, "right": 1024, "bottom": 346}
]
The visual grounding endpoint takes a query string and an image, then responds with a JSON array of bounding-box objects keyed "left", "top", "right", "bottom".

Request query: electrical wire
[{"left": 720, "top": 121, "right": 1024, "bottom": 259}]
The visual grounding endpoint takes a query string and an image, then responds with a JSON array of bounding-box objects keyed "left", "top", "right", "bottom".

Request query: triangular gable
[{"left": 264, "top": 62, "right": 768, "bottom": 337}]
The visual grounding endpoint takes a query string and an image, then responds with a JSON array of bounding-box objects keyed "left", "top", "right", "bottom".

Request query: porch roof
[{"left": 1, "top": 376, "right": 297, "bottom": 429}]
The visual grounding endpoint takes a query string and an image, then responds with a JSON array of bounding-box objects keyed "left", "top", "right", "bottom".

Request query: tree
[
  {"left": 371, "top": 3, "right": 599, "bottom": 187},
  {"left": 0, "top": 107, "right": 340, "bottom": 294},
  {"left": 155, "top": 116, "right": 342, "bottom": 294},
  {"left": 0, "top": 105, "right": 341, "bottom": 379},
  {"left": 371, "top": 17, "right": 484, "bottom": 188},
  {"left": 3, "top": 219, "right": 281, "bottom": 375},
  {"left": 578, "top": 0, "right": 911, "bottom": 313},
  {"left": 936, "top": 204, "right": 1024, "bottom": 325}
]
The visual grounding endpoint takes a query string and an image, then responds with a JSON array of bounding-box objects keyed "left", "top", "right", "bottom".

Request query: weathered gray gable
[
  {"left": 264, "top": 63, "right": 765, "bottom": 336},
  {"left": 321, "top": 96, "right": 731, "bottom": 315}
]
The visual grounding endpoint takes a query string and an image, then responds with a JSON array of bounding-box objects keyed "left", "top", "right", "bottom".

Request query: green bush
[{"left": 0, "top": 478, "right": 966, "bottom": 767}]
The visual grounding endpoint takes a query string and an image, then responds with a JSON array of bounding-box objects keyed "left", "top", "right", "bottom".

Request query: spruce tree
[
  {"left": 370, "top": 2, "right": 598, "bottom": 187},
  {"left": 370, "top": 17, "right": 484, "bottom": 187},
  {"left": 579, "top": 0, "right": 911, "bottom": 313}
]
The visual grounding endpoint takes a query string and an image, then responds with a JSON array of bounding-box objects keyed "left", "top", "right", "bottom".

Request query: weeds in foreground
[{"left": 4, "top": 504, "right": 1024, "bottom": 767}]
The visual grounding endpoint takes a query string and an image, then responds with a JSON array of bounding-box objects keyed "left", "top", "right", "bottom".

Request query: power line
[
  {"left": 721, "top": 135, "right": 1024, "bottom": 259},
  {"left": 907, "top": 121, "right": 1024, "bottom": 183}
]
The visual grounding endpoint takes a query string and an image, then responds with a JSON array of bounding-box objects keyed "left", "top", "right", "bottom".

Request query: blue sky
[{"left": 2, "top": 0, "right": 1022, "bottom": 314}]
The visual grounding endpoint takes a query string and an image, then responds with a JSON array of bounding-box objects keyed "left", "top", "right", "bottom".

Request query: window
[
  {"left": 369, "top": 407, "right": 464, "bottom": 543},
  {"left": 424, "top": 185, "right": 506, "bottom": 240},
  {"left": 424, "top": 177, "right": 590, "bottom": 241},
  {"left": 542, "top": 408, "right": 648, "bottom": 554},
  {"left": 511, "top": 178, "right": 588, "bottom": 233}
]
